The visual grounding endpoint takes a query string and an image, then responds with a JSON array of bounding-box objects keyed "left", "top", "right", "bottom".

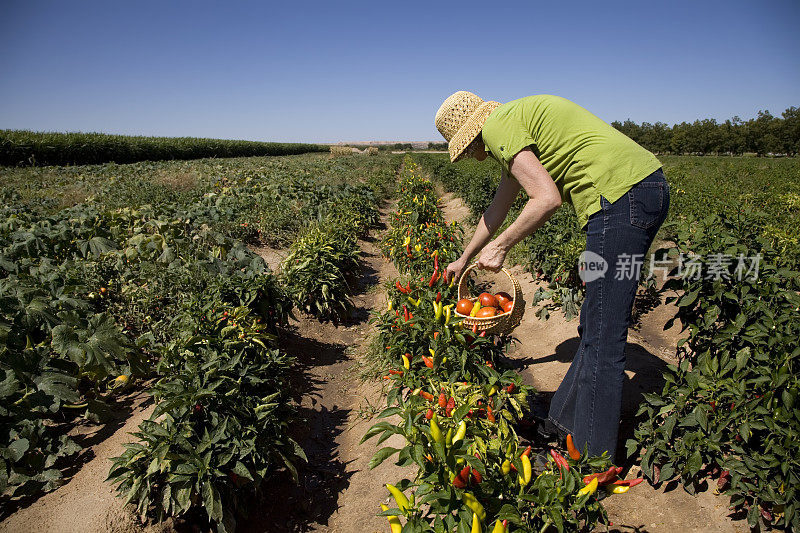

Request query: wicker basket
[{"left": 454, "top": 263, "right": 524, "bottom": 334}]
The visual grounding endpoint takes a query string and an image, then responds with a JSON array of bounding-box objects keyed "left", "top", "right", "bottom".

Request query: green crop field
[{"left": 1, "top": 148, "right": 798, "bottom": 531}]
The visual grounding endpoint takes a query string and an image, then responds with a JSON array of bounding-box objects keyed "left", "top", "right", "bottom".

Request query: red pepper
[
  {"left": 486, "top": 405, "right": 495, "bottom": 422},
  {"left": 388, "top": 369, "right": 404, "bottom": 375},
  {"left": 470, "top": 466, "right": 483, "bottom": 485},
  {"left": 438, "top": 391, "right": 447, "bottom": 408},
  {"left": 428, "top": 269, "right": 439, "bottom": 287},
  {"left": 583, "top": 466, "right": 621, "bottom": 485},
  {"left": 478, "top": 331, "right": 486, "bottom": 338},
  {"left": 418, "top": 390, "right": 434, "bottom": 401},
  {"left": 505, "top": 384, "right": 516, "bottom": 393},
  {"left": 521, "top": 446, "right": 532, "bottom": 458},
  {"left": 550, "top": 449, "right": 569, "bottom": 475},
  {"left": 453, "top": 466, "right": 470, "bottom": 489},
  {"left": 421, "top": 355, "right": 434, "bottom": 369},
  {"left": 434, "top": 255, "right": 439, "bottom": 271},
  {"left": 566, "top": 434, "right": 581, "bottom": 461},
  {"left": 425, "top": 408, "right": 434, "bottom": 420},
  {"left": 612, "top": 477, "right": 644, "bottom": 487},
  {"left": 435, "top": 291, "right": 442, "bottom": 303},
  {"left": 395, "top": 281, "right": 410, "bottom": 294},
  {"left": 446, "top": 397, "right": 455, "bottom": 417},
  {"left": 406, "top": 243, "right": 412, "bottom": 256},
  {"left": 403, "top": 305, "right": 410, "bottom": 322}
]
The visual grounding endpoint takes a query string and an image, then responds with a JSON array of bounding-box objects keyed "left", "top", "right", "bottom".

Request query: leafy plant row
[
  {"left": 281, "top": 184, "right": 381, "bottom": 321},
  {"left": 0, "top": 129, "right": 327, "bottom": 167},
  {"left": 364, "top": 158, "right": 637, "bottom": 533},
  {"left": 628, "top": 212, "right": 800, "bottom": 531},
  {"left": 0, "top": 154, "right": 398, "bottom": 528}
]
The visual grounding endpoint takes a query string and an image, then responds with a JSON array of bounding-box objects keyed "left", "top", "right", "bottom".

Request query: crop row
[
  {"left": 0, "top": 154, "right": 398, "bottom": 530},
  {"left": 628, "top": 213, "right": 800, "bottom": 530},
  {"left": 0, "top": 129, "right": 327, "bottom": 167},
  {"left": 414, "top": 153, "right": 800, "bottom": 530},
  {"left": 363, "top": 158, "right": 637, "bottom": 533}
]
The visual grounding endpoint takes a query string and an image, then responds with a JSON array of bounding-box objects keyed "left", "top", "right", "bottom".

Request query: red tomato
[
  {"left": 456, "top": 298, "right": 473, "bottom": 316},
  {"left": 479, "top": 293, "right": 498, "bottom": 308},
  {"left": 502, "top": 300, "right": 514, "bottom": 313},
  {"left": 495, "top": 291, "right": 512, "bottom": 307},
  {"left": 475, "top": 307, "right": 497, "bottom": 318}
]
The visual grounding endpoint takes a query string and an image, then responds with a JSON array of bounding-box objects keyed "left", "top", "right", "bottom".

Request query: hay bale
[{"left": 330, "top": 145, "right": 353, "bottom": 157}]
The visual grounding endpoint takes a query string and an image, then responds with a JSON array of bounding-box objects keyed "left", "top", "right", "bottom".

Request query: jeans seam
[{"left": 586, "top": 202, "right": 607, "bottom": 446}]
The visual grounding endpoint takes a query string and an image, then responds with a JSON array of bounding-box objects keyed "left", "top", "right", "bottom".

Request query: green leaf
[
  {"left": 202, "top": 481, "right": 223, "bottom": 523},
  {"left": 368, "top": 447, "right": 400, "bottom": 470},
  {"left": 7, "top": 438, "right": 30, "bottom": 462},
  {"left": 735, "top": 347, "right": 751, "bottom": 371},
  {"left": 687, "top": 450, "right": 702, "bottom": 476}
]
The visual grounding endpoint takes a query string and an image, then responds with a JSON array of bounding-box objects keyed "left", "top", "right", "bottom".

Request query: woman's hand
[
  {"left": 445, "top": 257, "right": 468, "bottom": 284},
  {"left": 476, "top": 240, "right": 507, "bottom": 272}
]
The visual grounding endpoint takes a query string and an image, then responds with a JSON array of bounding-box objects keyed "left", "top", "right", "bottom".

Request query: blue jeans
[{"left": 548, "top": 169, "right": 670, "bottom": 462}]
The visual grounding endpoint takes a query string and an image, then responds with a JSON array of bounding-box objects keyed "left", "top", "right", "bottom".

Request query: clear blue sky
[{"left": 1, "top": 0, "right": 798, "bottom": 143}]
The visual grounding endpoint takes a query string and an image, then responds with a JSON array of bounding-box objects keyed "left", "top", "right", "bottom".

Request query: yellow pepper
[
  {"left": 402, "top": 354, "right": 410, "bottom": 370},
  {"left": 518, "top": 454, "right": 532, "bottom": 486},
  {"left": 472, "top": 512, "right": 482, "bottom": 533},
  {"left": 501, "top": 459, "right": 511, "bottom": 475},
  {"left": 607, "top": 484, "right": 630, "bottom": 494},
  {"left": 430, "top": 414, "right": 444, "bottom": 444},
  {"left": 461, "top": 492, "right": 486, "bottom": 521},
  {"left": 470, "top": 300, "right": 482, "bottom": 317},
  {"left": 452, "top": 420, "right": 467, "bottom": 444},
  {"left": 386, "top": 483, "right": 410, "bottom": 513},
  {"left": 380, "top": 504, "right": 402, "bottom": 533},
  {"left": 578, "top": 476, "right": 599, "bottom": 496},
  {"left": 491, "top": 519, "right": 507, "bottom": 533}
]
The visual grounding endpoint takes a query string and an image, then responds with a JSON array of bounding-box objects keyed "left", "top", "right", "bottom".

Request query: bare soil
[
  {"left": 241, "top": 203, "right": 416, "bottom": 532},
  {"left": 0, "top": 392, "right": 160, "bottom": 533}
]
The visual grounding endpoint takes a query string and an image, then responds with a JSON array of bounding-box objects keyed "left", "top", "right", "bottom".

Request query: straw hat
[{"left": 435, "top": 91, "right": 501, "bottom": 162}]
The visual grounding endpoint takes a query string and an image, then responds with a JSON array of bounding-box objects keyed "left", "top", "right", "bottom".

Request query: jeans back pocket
[{"left": 628, "top": 181, "right": 665, "bottom": 230}]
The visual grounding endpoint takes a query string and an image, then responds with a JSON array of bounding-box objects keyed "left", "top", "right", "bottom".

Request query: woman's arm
[
  {"left": 445, "top": 169, "right": 521, "bottom": 282},
  {"left": 476, "top": 148, "right": 562, "bottom": 271}
]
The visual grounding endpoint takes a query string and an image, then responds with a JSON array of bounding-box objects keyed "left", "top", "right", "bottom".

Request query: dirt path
[
  {"left": 242, "top": 202, "right": 414, "bottom": 532},
  {"left": 436, "top": 189, "right": 746, "bottom": 533},
  {"left": 0, "top": 392, "right": 159, "bottom": 533}
]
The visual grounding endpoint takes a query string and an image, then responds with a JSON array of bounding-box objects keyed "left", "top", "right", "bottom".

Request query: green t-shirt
[{"left": 481, "top": 95, "right": 662, "bottom": 229}]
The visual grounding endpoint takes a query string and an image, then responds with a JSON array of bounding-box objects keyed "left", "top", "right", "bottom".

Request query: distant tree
[
  {"left": 780, "top": 107, "right": 799, "bottom": 155},
  {"left": 611, "top": 106, "right": 798, "bottom": 156}
]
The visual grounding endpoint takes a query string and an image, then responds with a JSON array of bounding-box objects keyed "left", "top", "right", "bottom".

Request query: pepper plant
[{"left": 628, "top": 211, "right": 800, "bottom": 530}]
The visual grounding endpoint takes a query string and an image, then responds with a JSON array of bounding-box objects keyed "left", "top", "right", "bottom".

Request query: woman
[{"left": 435, "top": 91, "right": 669, "bottom": 462}]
